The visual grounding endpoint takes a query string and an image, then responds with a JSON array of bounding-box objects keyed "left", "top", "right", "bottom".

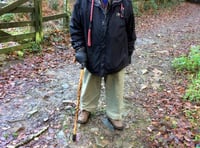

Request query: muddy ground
[{"left": 0, "top": 2, "right": 200, "bottom": 148}]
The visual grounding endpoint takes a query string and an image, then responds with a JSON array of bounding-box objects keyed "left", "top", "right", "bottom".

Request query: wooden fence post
[
  {"left": 63, "top": 0, "right": 69, "bottom": 29},
  {"left": 34, "top": 0, "right": 43, "bottom": 43}
]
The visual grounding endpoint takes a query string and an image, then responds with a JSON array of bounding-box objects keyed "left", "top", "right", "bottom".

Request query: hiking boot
[
  {"left": 108, "top": 117, "right": 124, "bottom": 130},
  {"left": 78, "top": 110, "right": 90, "bottom": 124}
]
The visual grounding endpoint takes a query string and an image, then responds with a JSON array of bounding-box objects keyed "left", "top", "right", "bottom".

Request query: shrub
[
  {"left": 0, "top": 13, "right": 14, "bottom": 22},
  {"left": 184, "top": 72, "right": 200, "bottom": 102},
  {"left": 132, "top": 0, "right": 184, "bottom": 15},
  {"left": 172, "top": 45, "right": 200, "bottom": 72},
  {"left": 172, "top": 45, "right": 200, "bottom": 102}
]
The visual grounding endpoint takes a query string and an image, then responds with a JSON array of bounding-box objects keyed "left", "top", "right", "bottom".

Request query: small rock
[
  {"left": 56, "top": 130, "right": 68, "bottom": 147},
  {"left": 10, "top": 123, "right": 25, "bottom": 133},
  {"left": 151, "top": 83, "right": 160, "bottom": 90},
  {"left": 147, "top": 125, "right": 155, "bottom": 132},
  {"left": 43, "top": 117, "right": 49, "bottom": 122},
  {"left": 141, "top": 69, "right": 148, "bottom": 75},
  {"left": 90, "top": 127, "right": 99, "bottom": 133},
  {"left": 62, "top": 84, "right": 69, "bottom": 89},
  {"left": 140, "top": 84, "right": 148, "bottom": 91},
  {"left": 95, "top": 136, "right": 109, "bottom": 148},
  {"left": 156, "top": 34, "right": 162, "bottom": 37},
  {"left": 27, "top": 108, "right": 38, "bottom": 117},
  {"left": 62, "top": 100, "right": 75, "bottom": 106}
]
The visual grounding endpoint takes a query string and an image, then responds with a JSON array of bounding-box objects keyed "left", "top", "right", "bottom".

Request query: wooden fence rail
[{"left": 0, "top": 0, "right": 69, "bottom": 54}]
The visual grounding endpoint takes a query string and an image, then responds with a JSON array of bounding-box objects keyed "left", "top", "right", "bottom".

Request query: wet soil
[{"left": 0, "top": 2, "right": 200, "bottom": 148}]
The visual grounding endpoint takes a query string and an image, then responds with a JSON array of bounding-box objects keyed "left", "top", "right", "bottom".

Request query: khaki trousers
[{"left": 80, "top": 68, "right": 125, "bottom": 120}]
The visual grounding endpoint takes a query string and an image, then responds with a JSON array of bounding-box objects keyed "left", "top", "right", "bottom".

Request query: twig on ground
[{"left": 10, "top": 125, "right": 49, "bottom": 148}]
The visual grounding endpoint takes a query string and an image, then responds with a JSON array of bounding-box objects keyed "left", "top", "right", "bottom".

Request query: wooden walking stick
[{"left": 72, "top": 66, "right": 84, "bottom": 142}]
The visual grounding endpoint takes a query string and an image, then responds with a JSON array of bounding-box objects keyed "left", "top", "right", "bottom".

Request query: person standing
[{"left": 70, "top": 0, "right": 136, "bottom": 130}]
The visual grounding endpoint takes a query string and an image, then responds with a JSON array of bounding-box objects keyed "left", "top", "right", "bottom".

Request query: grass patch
[
  {"left": 0, "top": 13, "right": 14, "bottom": 22},
  {"left": 172, "top": 45, "right": 200, "bottom": 102},
  {"left": 133, "top": 0, "right": 184, "bottom": 16},
  {"left": 172, "top": 45, "right": 200, "bottom": 72},
  {"left": 184, "top": 72, "right": 200, "bottom": 102}
]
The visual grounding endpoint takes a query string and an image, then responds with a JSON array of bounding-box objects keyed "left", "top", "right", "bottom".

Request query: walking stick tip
[{"left": 72, "top": 134, "right": 76, "bottom": 142}]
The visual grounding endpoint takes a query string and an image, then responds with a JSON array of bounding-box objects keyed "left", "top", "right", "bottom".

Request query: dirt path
[{"left": 0, "top": 2, "right": 200, "bottom": 148}]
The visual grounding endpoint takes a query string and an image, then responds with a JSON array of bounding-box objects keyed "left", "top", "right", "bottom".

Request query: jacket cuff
[
  {"left": 128, "top": 42, "right": 135, "bottom": 56},
  {"left": 76, "top": 47, "right": 86, "bottom": 53},
  {"left": 128, "top": 55, "right": 132, "bottom": 64}
]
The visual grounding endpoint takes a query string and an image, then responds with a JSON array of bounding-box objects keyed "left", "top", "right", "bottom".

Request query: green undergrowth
[
  {"left": 172, "top": 45, "right": 200, "bottom": 102},
  {"left": 0, "top": 13, "right": 14, "bottom": 22},
  {"left": 133, "top": 0, "right": 184, "bottom": 16}
]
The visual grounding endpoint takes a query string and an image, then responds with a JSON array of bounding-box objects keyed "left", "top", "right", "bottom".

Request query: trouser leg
[
  {"left": 80, "top": 69, "right": 101, "bottom": 112},
  {"left": 105, "top": 68, "right": 125, "bottom": 120}
]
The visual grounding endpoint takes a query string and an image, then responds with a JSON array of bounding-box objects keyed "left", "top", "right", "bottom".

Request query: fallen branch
[{"left": 10, "top": 125, "right": 49, "bottom": 148}]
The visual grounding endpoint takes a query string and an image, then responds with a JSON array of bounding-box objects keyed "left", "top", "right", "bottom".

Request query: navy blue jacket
[{"left": 70, "top": 0, "right": 136, "bottom": 76}]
